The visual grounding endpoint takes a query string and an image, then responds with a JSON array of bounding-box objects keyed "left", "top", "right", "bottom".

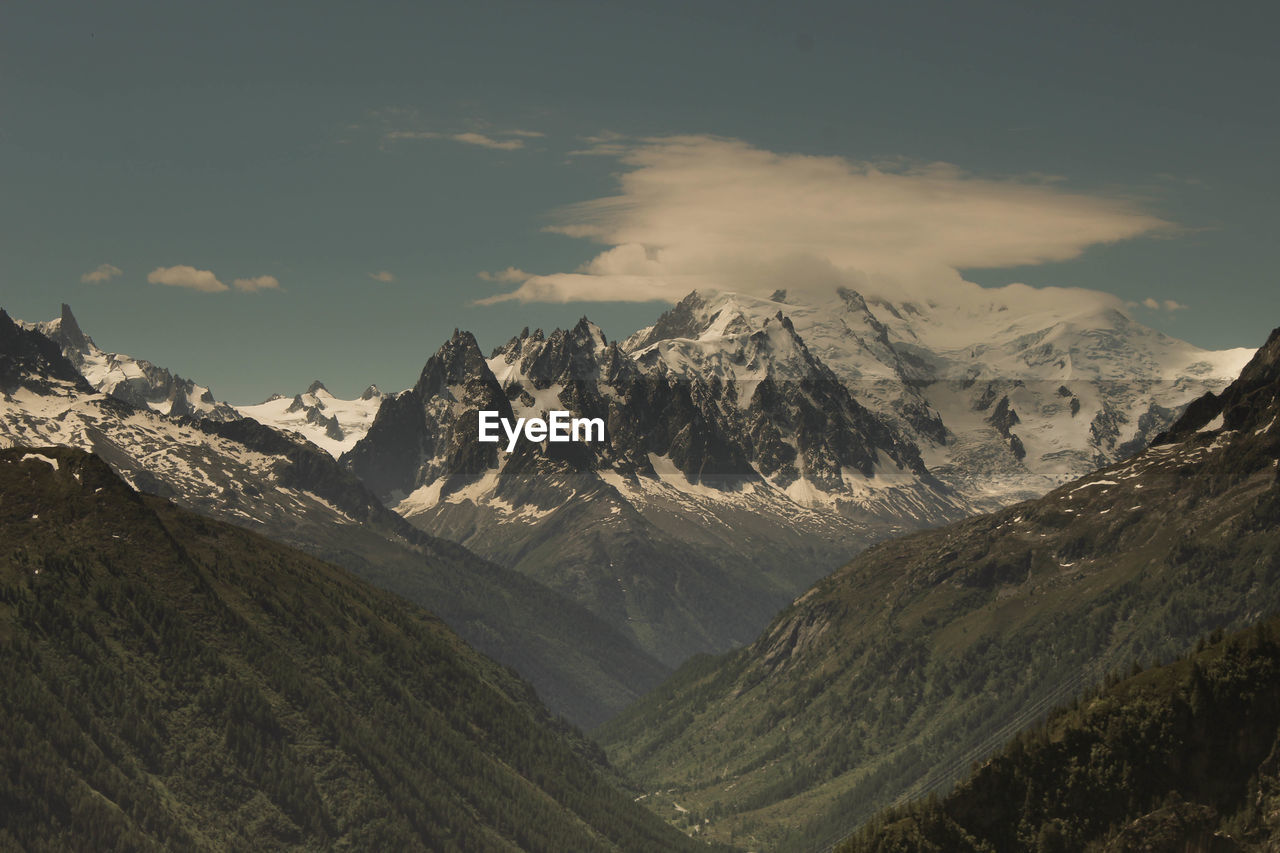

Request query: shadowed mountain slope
[{"left": 0, "top": 445, "right": 706, "bottom": 852}]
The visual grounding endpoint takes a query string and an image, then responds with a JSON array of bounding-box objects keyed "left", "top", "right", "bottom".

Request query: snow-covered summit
[
  {"left": 23, "top": 304, "right": 240, "bottom": 421},
  {"left": 236, "top": 381, "right": 385, "bottom": 457},
  {"left": 627, "top": 287, "right": 1254, "bottom": 506}
]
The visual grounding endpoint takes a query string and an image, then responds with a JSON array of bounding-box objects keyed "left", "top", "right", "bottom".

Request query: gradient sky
[{"left": 2, "top": 0, "right": 1276, "bottom": 402}]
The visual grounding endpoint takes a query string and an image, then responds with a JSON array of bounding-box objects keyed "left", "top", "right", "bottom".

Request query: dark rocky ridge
[{"left": 0, "top": 309, "right": 95, "bottom": 394}]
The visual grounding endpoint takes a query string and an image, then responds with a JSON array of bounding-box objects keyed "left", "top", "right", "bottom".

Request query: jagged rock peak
[
  {"left": 0, "top": 309, "right": 92, "bottom": 394},
  {"left": 835, "top": 286, "right": 870, "bottom": 312},
  {"left": 416, "top": 329, "right": 494, "bottom": 394},
  {"left": 492, "top": 326, "right": 541, "bottom": 361},
  {"left": 569, "top": 316, "right": 608, "bottom": 348},
  {"left": 1160, "top": 325, "right": 1280, "bottom": 441},
  {"left": 306, "top": 380, "right": 329, "bottom": 396},
  {"left": 59, "top": 303, "right": 91, "bottom": 355},
  {"left": 623, "top": 290, "right": 708, "bottom": 352},
  {"left": 360, "top": 384, "right": 382, "bottom": 400}
]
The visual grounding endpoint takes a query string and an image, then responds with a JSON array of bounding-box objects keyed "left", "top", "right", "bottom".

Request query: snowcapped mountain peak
[
  {"left": 21, "top": 304, "right": 240, "bottom": 422},
  {"left": 488, "top": 316, "right": 619, "bottom": 388},
  {"left": 236, "top": 379, "right": 387, "bottom": 458},
  {"left": 624, "top": 285, "right": 1253, "bottom": 507}
]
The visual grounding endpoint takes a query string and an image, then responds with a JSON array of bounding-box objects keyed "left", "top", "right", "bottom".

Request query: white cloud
[
  {"left": 1131, "top": 297, "right": 1188, "bottom": 312},
  {"left": 567, "top": 131, "right": 633, "bottom": 157},
  {"left": 382, "top": 129, "right": 529, "bottom": 151},
  {"left": 147, "top": 265, "right": 228, "bottom": 293},
  {"left": 80, "top": 263, "right": 122, "bottom": 284},
  {"left": 480, "top": 135, "right": 1174, "bottom": 306},
  {"left": 233, "top": 275, "right": 280, "bottom": 292},
  {"left": 384, "top": 130, "right": 442, "bottom": 142},
  {"left": 451, "top": 132, "right": 524, "bottom": 151},
  {"left": 368, "top": 270, "right": 396, "bottom": 283},
  {"left": 477, "top": 267, "right": 531, "bottom": 283}
]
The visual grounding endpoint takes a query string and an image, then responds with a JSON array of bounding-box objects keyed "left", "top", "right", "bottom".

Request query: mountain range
[
  {"left": 2, "top": 291, "right": 1274, "bottom": 849},
  {"left": 3, "top": 291, "right": 1254, "bottom": 716},
  {"left": 1, "top": 308, "right": 667, "bottom": 728},
  {"left": 340, "top": 286, "right": 1250, "bottom": 668}
]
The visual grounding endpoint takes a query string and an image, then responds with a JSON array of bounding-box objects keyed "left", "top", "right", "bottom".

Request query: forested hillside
[
  {"left": 0, "top": 446, "right": 707, "bottom": 852},
  {"left": 845, "top": 616, "right": 1280, "bottom": 852}
]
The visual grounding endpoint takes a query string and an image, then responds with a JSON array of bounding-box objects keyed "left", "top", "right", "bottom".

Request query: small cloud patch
[
  {"left": 81, "top": 263, "right": 122, "bottom": 284},
  {"left": 233, "top": 275, "right": 280, "bottom": 293},
  {"left": 148, "top": 265, "right": 228, "bottom": 293}
]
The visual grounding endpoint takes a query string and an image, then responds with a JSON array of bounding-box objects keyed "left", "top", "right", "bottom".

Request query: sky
[{"left": 1, "top": 0, "right": 1276, "bottom": 402}]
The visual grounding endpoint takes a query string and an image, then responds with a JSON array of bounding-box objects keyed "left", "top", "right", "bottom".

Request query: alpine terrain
[
  {"left": 237, "top": 381, "right": 386, "bottom": 457},
  {"left": 343, "top": 284, "right": 1251, "bottom": 669}
]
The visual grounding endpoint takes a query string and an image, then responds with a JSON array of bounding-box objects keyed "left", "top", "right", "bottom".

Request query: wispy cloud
[
  {"left": 479, "top": 135, "right": 1174, "bottom": 306},
  {"left": 477, "top": 267, "right": 530, "bottom": 283},
  {"left": 378, "top": 119, "right": 538, "bottom": 152},
  {"left": 451, "top": 132, "right": 524, "bottom": 151},
  {"left": 384, "top": 130, "right": 443, "bottom": 142},
  {"left": 368, "top": 270, "right": 396, "bottom": 283},
  {"left": 1131, "top": 296, "right": 1188, "bottom": 312},
  {"left": 567, "top": 131, "right": 632, "bottom": 157},
  {"left": 148, "top": 265, "right": 228, "bottom": 293},
  {"left": 80, "top": 263, "right": 122, "bottom": 284},
  {"left": 233, "top": 275, "right": 280, "bottom": 293}
]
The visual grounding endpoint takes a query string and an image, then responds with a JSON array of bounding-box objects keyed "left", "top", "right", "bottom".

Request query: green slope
[
  {"left": 598, "top": 327, "right": 1280, "bottom": 850},
  {"left": 844, "top": 616, "right": 1280, "bottom": 852},
  {"left": 0, "top": 446, "right": 707, "bottom": 852}
]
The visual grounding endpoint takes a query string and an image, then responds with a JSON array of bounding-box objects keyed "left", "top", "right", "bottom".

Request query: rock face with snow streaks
[{"left": 23, "top": 304, "right": 240, "bottom": 422}]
